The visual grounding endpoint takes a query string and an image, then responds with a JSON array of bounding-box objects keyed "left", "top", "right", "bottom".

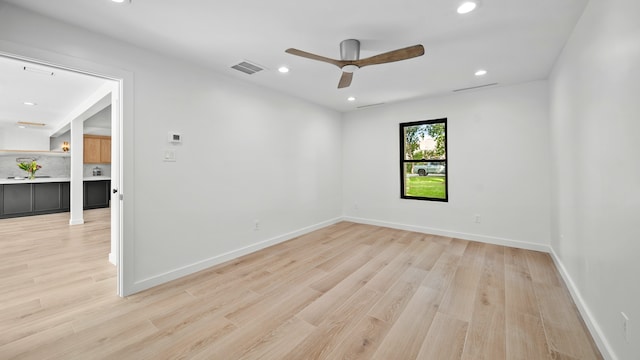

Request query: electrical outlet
[
  {"left": 474, "top": 214, "right": 481, "bottom": 224},
  {"left": 621, "top": 312, "right": 630, "bottom": 343},
  {"left": 254, "top": 220, "right": 260, "bottom": 231}
]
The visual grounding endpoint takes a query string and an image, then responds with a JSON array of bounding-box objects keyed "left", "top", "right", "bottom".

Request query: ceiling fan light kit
[
  {"left": 285, "top": 39, "right": 424, "bottom": 89},
  {"left": 341, "top": 64, "right": 359, "bottom": 73}
]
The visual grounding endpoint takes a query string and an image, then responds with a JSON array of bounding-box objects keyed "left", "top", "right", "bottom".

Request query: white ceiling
[
  {"left": 0, "top": 55, "right": 109, "bottom": 131},
  {"left": 1, "top": 0, "right": 588, "bottom": 113}
]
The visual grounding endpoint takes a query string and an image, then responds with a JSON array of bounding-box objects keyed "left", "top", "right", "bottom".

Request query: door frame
[{"left": 0, "top": 40, "right": 134, "bottom": 296}]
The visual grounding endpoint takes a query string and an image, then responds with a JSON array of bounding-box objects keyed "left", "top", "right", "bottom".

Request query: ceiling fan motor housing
[{"left": 340, "top": 39, "right": 360, "bottom": 61}]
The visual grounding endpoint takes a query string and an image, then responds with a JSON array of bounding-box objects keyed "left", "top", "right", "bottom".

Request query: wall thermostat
[{"left": 168, "top": 132, "right": 182, "bottom": 143}]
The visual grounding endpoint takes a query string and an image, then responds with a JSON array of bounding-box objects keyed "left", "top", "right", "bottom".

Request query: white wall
[
  {"left": 342, "top": 81, "right": 551, "bottom": 250},
  {"left": 549, "top": 0, "right": 640, "bottom": 358},
  {"left": 0, "top": 126, "right": 50, "bottom": 150},
  {"left": 0, "top": 3, "right": 343, "bottom": 294}
]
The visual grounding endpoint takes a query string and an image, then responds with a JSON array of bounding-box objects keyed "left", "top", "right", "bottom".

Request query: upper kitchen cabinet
[
  {"left": 84, "top": 135, "right": 111, "bottom": 164},
  {"left": 100, "top": 137, "right": 111, "bottom": 163}
]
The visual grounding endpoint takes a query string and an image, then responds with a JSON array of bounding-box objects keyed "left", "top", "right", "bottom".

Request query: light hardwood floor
[{"left": 0, "top": 210, "right": 602, "bottom": 359}]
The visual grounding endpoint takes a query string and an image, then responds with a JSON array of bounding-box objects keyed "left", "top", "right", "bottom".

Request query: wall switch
[
  {"left": 163, "top": 149, "right": 176, "bottom": 162},
  {"left": 254, "top": 220, "right": 260, "bottom": 231},
  {"left": 621, "top": 312, "right": 630, "bottom": 343},
  {"left": 474, "top": 214, "right": 481, "bottom": 223}
]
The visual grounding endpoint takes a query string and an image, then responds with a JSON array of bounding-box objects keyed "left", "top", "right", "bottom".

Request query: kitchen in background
[
  {"left": 49, "top": 105, "right": 113, "bottom": 178},
  {"left": 1, "top": 105, "right": 112, "bottom": 179},
  {"left": 0, "top": 55, "right": 113, "bottom": 219}
]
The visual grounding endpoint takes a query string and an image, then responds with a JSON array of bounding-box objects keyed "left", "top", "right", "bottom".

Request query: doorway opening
[{"left": 0, "top": 53, "right": 123, "bottom": 296}]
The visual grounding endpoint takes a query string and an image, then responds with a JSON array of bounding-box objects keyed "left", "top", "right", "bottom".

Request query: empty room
[{"left": 0, "top": 0, "right": 637, "bottom": 359}]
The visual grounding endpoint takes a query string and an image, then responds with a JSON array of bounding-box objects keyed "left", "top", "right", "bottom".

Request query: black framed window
[{"left": 400, "top": 118, "right": 448, "bottom": 201}]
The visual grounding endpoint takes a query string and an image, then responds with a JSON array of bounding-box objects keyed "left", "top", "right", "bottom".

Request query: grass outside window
[{"left": 405, "top": 175, "right": 447, "bottom": 198}]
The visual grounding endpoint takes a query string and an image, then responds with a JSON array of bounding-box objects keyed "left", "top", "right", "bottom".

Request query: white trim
[
  {"left": 549, "top": 248, "right": 617, "bottom": 360},
  {"left": 129, "top": 217, "right": 343, "bottom": 294},
  {"left": 68, "top": 218, "right": 85, "bottom": 225},
  {"left": 342, "top": 215, "right": 551, "bottom": 252}
]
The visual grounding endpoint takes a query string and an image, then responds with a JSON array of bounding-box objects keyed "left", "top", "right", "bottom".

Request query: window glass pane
[
  {"left": 403, "top": 161, "right": 447, "bottom": 199},
  {"left": 403, "top": 123, "right": 446, "bottom": 161}
]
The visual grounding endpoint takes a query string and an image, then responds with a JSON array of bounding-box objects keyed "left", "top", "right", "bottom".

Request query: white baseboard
[
  {"left": 342, "top": 215, "right": 550, "bottom": 252},
  {"left": 129, "top": 217, "right": 343, "bottom": 294},
  {"left": 549, "top": 248, "right": 616, "bottom": 360}
]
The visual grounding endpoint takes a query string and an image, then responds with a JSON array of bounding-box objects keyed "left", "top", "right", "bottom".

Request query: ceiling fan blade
[
  {"left": 285, "top": 48, "right": 345, "bottom": 67},
  {"left": 337, "top": 72, "right": 353, "bottom": 88},
  {"left": 355, "top": 44, "right": 425, "bottom": 67}
]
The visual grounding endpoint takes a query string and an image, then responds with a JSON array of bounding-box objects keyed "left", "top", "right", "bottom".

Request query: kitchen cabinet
[
  {"left": 61, "top": 182, "right": 70, "bottom": 210},
  {"left": 34, "top": 182, "right": 66, "bottom": 212},
  {"left": 0, "top": 180, "right": 108, "bottom": 219},
  {"left": 100, "top": 138, "right": 111, "bottom": 163},
  {"left": 84, "top": 180, "right": 111, "bottom": 209},
  {"left": 1, "top": 183, "right": 33, "bottom": 217},
  {"left": 0, "top": 182, "right": 69, "bottom": 219},
  {"left": 84, "top": 135, "right": 111, "bottom": 164}
]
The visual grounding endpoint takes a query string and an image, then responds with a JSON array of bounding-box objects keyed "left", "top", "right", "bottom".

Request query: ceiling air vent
[
  {"left": 23, "top": 66, "right": 55, "bottom": 76},
  {"left": 453, "top": 83, "right": 498, "bottom": 92},
  {"left": 356, "top": 103, "right": 385, "bottom": 109},
  {"left": 231, "top": 61, "right": 264, "bottom": 75}
]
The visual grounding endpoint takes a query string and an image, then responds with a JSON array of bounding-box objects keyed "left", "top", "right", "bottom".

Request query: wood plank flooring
[{"left": 0, "top": 210, "right": 602, "bottom": 359}]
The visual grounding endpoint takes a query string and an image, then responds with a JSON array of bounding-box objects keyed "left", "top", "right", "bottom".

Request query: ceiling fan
[{"left": 285, "top": 39, "right": 425, "bottom": 89}]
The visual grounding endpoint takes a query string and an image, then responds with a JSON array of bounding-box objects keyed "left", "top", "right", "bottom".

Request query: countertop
[{"left": 0, "top": 176, "right": 111, "bottom": 185}]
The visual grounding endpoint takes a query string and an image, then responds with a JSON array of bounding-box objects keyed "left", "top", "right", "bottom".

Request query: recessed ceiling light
[
  {"left": 347, "top": 96, "right": 356, "bottom": 102},
  {"left": 278, "top": 66, "right": 289, "bottom": 73},
  {"left": 475, "top": 69, "right": 487, "bottom": 76},
  {"left": 23, "top": 101, "right": 37, "bottom": 106},
  {"left": 17, "top": 125, "right": 26, "bottom": 129},
  {"left": 112, "top": 0, "right": 126, "bottom": 3},
  {"left": 457, "top": 1, "right": 477, "bottom": 14}
]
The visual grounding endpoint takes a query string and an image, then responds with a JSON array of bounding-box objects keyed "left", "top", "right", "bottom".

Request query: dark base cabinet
[
  {"left": 1, "top": 183, "right": 33, "bottom": 217},
  {"left": 84, "top": 180, "right": 110, "bottom": 209},
  {"left": 0, "top": 180, "right": 109, "bottom": 219},
  {"left": 34, "top": 183, "right": 67, "bottom": 212}
]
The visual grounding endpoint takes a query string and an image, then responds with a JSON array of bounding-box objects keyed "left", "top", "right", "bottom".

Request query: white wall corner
[
  {"left": 548, "top": 248, "right": 617, "bottom": 360},
  {"left": 342, "top": 215, "right": 551, "bottom": 253}
]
